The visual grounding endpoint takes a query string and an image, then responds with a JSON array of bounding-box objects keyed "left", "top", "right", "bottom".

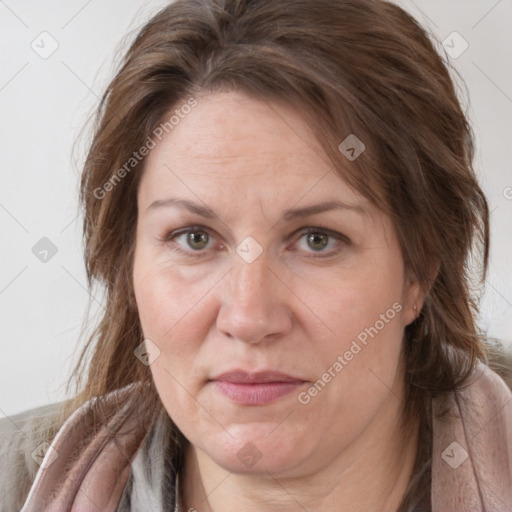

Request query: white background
[{"left": 1, "top": 0, "right": 511, "bottom": 417}]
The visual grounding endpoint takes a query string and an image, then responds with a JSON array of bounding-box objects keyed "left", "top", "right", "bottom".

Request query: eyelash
[{"left": 157, "top": 225, "right": 350, "bottom": 259}]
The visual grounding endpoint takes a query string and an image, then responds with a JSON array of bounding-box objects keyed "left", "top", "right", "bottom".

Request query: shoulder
[
  {"left": 486, "top": 343, "right": 512, "bottom": 392},
  {"left": 431, "top": 359, "right": 512, "bottom": 509},
  {"left": 0, "top": 401, "right": 69, "bottom": 512},
  {"left": 458, "top": 349, "right": 512, "bottom": 421},
  {"left": 433, "top": 351, "right": 512, "bottom": 420},
  {"left": 465, "top": 358, "right": 512, "bottom": 398},
  {"left": 18, "top": 383, "right": 157, "bottom": 511},
  {"left": 453, "top": 359, "right": 512, "bottom": 428}
]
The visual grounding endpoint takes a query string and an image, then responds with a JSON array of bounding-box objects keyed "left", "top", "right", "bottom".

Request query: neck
[{"left": 179, "top": 390, "right": 419, "bottom": 512}]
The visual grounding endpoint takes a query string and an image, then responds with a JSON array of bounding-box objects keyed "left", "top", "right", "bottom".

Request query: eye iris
[
  {"left": 307, "top": 232, "right": 328, "bottom": 251},
  {"left": 187, "top": 231, "right": 209, "bottom": 250}
]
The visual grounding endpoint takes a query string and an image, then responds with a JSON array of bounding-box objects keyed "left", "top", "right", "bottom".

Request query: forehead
[{"left": 138, "top": 90, "right": 371, "bottom": 214}]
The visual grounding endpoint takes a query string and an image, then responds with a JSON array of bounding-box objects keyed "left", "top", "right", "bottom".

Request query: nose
[{"left": 216, "top": 255, "right": 293, "bottom": 344}]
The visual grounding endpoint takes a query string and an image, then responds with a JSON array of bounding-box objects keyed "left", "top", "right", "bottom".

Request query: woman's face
[{"left": 133, "top": 90, "right": 422, "bottom": 478}]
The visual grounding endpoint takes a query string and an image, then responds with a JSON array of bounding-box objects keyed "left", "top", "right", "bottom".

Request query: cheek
[
  {"left": 300, "top": 293, "right": 405, "bottom": 450},
  {"left": 133, "top": 251, "right": 218, "bottom": 344},
  {"left": 306, "top": 250, "right": 406, "bottom": 404},
  {"left": 132, "top": 253, "right": 218, "bottom": 411},
  {"left": 133, "top": 266, "right": 207, "bottom": 434},
  {"left": 305, "top": 255, "right": 404, "bottom": 344}
]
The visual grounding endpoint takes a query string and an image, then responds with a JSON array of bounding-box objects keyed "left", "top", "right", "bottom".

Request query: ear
[
  {"left": 403, "top": 276, "right": 424, "bottom": 327},
  {"left": 403, "top": 262, "right": 439, "bottom": 326}
]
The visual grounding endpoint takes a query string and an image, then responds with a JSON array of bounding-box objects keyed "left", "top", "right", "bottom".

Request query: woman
[{"left": 1, "top": 0, "right": 511, "bottom": 511}]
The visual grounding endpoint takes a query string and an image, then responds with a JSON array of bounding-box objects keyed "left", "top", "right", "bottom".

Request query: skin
[{"left": 133, "top": 90, "right": 424, "bottom": 512}]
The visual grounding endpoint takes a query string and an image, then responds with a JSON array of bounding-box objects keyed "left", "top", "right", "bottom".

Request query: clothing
[{"left": 1, "top": 362, "right": 511, "bottom": 511}]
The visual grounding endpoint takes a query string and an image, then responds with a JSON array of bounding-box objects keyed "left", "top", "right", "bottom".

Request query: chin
[{"left": 198, "top": 424, "right": 313, "bottom": 476}]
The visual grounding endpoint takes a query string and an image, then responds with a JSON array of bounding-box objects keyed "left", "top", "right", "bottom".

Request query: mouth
[{"left": 210, "top": 369, "right": 307, "bottom": 405}]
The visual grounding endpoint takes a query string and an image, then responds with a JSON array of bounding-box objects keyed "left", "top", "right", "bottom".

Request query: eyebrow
[{"left": 146, "top": 198, "right": 368, "bottom": 219}]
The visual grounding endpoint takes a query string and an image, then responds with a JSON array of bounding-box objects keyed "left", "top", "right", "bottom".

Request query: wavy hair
[{"left": 64, "top": 0, "right": 490, "bottom": 507}]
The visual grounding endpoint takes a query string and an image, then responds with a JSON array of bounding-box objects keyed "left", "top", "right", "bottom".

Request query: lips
[
  {"left": 211, "top": 369, "right": 305, "bottom": 384},
  {"left": 210, "top": 369, "right": 307, "bottom": 405}
]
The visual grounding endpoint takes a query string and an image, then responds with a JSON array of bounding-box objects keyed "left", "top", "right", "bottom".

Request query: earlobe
[
  {"left": 404, "top": 275, "right": 425, "bottom": 326},
  {"left": 405, "top": 260, "right": 438, "bottom": 325},
  {"left": 408, "top": 295, "right": 423, "bottom": 326}
]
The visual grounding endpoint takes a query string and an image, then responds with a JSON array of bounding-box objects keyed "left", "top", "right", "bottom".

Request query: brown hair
[{"left": 65, "top": 0, "right": 489, "bottom": 506}]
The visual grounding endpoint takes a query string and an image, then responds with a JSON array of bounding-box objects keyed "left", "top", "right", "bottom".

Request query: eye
[
  {"left": 158, "top": 226, "right": 349, "bottom": 259},
  {"left": 293, "top": 228, "right": 348, "bottom": 257},
  {"left": 159, "top": 226, "right": 218, "bottom": 257}
]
